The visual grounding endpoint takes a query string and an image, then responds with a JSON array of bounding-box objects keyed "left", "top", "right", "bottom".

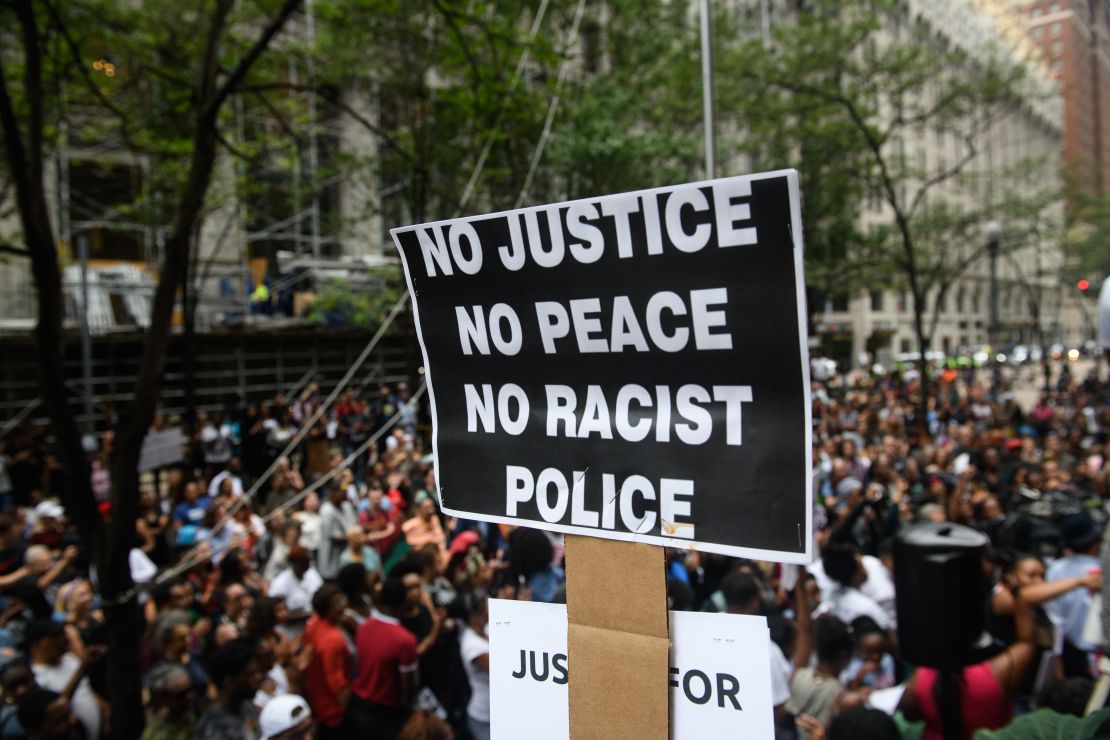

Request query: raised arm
[
  {"left": 993, "top": 571, "right": 1100, "bottom": 615},
  {"left": 792, "top": 576, "right": 814, "bottom": 670},
  {"left": 990, "top": 588, "right": 1036, "bottom": 696}
]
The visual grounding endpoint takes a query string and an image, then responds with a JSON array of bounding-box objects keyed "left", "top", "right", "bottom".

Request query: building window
[
  {"left": 896, "top": 291, "right": 908, "bottom": 313},
  {"left": 1032, "top": 27, "right": 1044, "bottom": 39},
  {"left": 972, "top": 291, "right": 980, "bottom": 313},
  {"left": 1049, "top": 2, "right": 1060, "bottom": 13},
  {"left": 1051, "top": 41, "right": 1063, "bottom": 55},
  {"left": 937, "top": 293, "right": 947, "bottom": 313},
  {"left": 956, "top": 287, "right": 965, "bottom": 313},
  {"left": 901, "top": 339, "right": 912, "bottom": 353},
  {"left": 1051, "top": 21, "right": 1061, "bottom": 35},
  {"left": 832, "top": 293, "right": 850, "bottom": 312},
  {"left": 870, "top": 291, "right": 884, "bottom": 311}
]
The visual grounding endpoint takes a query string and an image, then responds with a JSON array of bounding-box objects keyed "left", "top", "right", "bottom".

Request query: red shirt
[
  {"left": 303, "top": 616, "right": 351, "bottom": 728},
  {"left": 362, "top": 507, "right": 401, "bottom": 554},
  {"left": 351, "top": 613, "right": 418, "bottom": 707}
]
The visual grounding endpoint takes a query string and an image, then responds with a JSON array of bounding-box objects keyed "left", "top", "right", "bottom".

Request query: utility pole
[{"left": 986, "top": 220, "right": 1001, "bottom": 399}]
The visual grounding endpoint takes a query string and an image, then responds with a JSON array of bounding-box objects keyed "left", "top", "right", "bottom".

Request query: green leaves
[
  {"left": 973, "top": 708, "right": 1110, "bottom": 740},
  {"left": 716, "top": 0, "right": 1063, "bottom": 345}
]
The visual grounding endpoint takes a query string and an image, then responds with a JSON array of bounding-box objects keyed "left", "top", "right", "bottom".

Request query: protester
[
  {"left": 458, "top": 591, "right": 490, "bottom": 740},
  {"left": 1045, "top": 511, "right": 1103, "bottom": 678},
  {"left": 258, "top": 694, "right": 312, "bottom": 740},
  {"left": 26, "top": 622, "right": 103, "bottom": 740},
  {"left": 194, "top": 637, "right": 264, "bottom": 740},
  {"left": 899, "top": 587, "right": 1038, "bottom": 738},
  {"left": 268, "top": 547, "right": 321, "bottom": 629},
  {"left": 147, "top": 610, "right": 209, "bottom": 706},
  {"left": 301, "top": 584, "right": 349, "bottom": 739},
  {"left": 141, "top": 663, "right": 196, "bottom": 740},
  {"left": 16, "top": 688, "right": 78, "bottom": 740},
  {"left": 786, "top": 616, "right": 864, "bottom": 739},
  {"left": 348, "top": 576, "right": 419, "bottom": 740},
  {"left": 340, "top": 526, "right": 381, "bottom": 576}
]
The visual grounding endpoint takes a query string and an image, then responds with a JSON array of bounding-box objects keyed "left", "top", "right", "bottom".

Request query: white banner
[{"left": 138, "top": 427, "right": 185, "bottom": 472}]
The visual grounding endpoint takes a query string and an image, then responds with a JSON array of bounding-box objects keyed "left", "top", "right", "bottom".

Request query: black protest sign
[{"left": 393, "top": 170, "right": 812, "bottom": 561}]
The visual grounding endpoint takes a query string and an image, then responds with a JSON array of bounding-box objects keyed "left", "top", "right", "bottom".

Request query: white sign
[
  {"left": 138, "top": 427, "right": 185, "bottom": 472},
  {"left": 488, "top": 599, "right": 775, "bottom": 739},
  {"left": 1099, "top": 276, "right": 1110, "bottom": 351}
]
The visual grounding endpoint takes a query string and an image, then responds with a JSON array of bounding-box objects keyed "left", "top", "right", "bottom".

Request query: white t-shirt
[
  {"left": 823, "top": 586, "right": 892, "bottom": 630},
  {"left": 809, "top": 555, "right": 897, "bottom": 627},
  {"left": 33, "top": 653, "right": 100, "bottom": 740},
  {"left": 254, "top": 664, "right": 290, "bottom": 709},
  {"left": 769, "top": 640, "right": 792, "bottom": 706},
  {"left": 295, "top": 511, "right": 321, "bottom": 551},
  {"left": 269, "top": 567, "right": 323, "bottom": 615},
  {"left": 460, "top": 626, "right": 490, "bottom": 723}
]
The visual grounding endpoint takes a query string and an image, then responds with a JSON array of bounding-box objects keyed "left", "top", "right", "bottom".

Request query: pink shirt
[{"left": 914, "top": 661, "right": 1012, "bottom": 740}]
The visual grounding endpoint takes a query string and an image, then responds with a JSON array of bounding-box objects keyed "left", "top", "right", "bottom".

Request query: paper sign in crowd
[
  {"left": 488, "top": 599, "right": 776, "bottom": 739},
  {"left": 393, "top": 170, "right": 812, "bottom": 562}
]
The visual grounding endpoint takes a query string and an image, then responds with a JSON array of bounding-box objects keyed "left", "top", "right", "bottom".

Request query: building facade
[
  {"left": 813, "top": 0, "right": 1076, "bottom": 369},
  {"left": 1003, "top": 0, "right": 1110, "bottom": 193}
]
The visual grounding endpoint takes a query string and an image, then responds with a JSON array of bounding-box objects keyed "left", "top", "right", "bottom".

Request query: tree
[
  {"left": 0, "top": 1, "right": 300, "bottom": 736},
  {"left": 532, "top": 0, "right": 704, "bottom": 202},
  {"left": 304, "top": 0, "right": 570, "bottom": 225},
  {"left": 717, "top": 5, "right": 883, "bottom": 331},
  {"left": 300, "top": 0, "right": 705, "bottom": 227},
  {"left": 719, "top": 0, "right": 1063, "bottom": 427},
  {"left": 1065, "top": 181, "right": 1110, "bottom": 283}
]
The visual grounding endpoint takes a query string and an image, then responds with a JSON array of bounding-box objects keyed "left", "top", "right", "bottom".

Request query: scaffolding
[{"left": 0, "top": 0, "right": 403, "bottom": 433}]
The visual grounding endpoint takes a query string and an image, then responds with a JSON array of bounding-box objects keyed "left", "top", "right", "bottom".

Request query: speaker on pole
[{"left": 894, "top": 522, "right": 992, "bottom": 668}]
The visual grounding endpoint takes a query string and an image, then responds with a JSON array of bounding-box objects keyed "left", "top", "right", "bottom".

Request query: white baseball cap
[
  {"left": 260, "top": 695, "right": 312, "bottom": 739},
  {"left": 34, "top": 500, "right": 64, "bottom": 520}
]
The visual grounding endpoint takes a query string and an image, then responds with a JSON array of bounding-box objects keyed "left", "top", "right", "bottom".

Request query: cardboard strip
[{"left": 566, "top": 535, "right": 669, "bottom": 740}]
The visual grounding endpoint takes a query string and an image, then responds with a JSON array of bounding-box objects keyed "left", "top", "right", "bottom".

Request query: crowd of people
[{"left": 0, "top": 358, "right": 1105, "bottom": 739}]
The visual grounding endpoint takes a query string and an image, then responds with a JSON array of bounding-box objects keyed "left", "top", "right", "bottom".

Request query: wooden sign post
[{"left": 566, "top": 536, "right": 669, "bottom": 740}]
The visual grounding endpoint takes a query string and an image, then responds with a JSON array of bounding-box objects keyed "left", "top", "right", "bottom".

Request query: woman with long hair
[{"left": 899, "top": 584, "right": 1037, "bottom": 738}]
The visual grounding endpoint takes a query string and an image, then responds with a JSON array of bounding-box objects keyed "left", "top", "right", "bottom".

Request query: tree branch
[
  {"left": 0, "top": 243, "right": 30, "bottom": 258},
  {"left": 14, "top": 0, "right": 44, "bottom": 186},
  {"left": 239, "top": 82, "right": 418, "bottom": 166},
  {"left": 203, "top": 0, "right": 304, "bottom": 118},
  {"left": 0, "top": 4, "right": 104, "bottom": 549},
  {"left": 198, "top": 0, "right": 236, "bottom": 112},
  {"left": 40, "top": 0, "right": 129, "bottom": 123},
  {"left": 216, "top": 128, "right": 257, "bottom": 162}
]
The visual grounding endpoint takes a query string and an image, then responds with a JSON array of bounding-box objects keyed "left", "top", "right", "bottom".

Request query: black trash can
[{"left": 894, "top": 522, "right": 992, "bottom": 669}]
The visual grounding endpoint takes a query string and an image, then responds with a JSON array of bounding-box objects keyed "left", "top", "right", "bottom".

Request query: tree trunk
[
  {"left": 1, "top": 3, "right": 302, "bottom": 735},
  {"left": 183, "top": 243, "right": 199, "bottom": 428},
  {"left": 911, "top": 288, "right": 931, "bottom": 438}
]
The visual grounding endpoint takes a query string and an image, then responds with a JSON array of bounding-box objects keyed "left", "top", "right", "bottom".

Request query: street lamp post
[{"left": 986, "top": 220, "right": 1001, "bottom": 399}]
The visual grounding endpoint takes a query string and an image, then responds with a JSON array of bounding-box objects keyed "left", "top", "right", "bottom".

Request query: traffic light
[{"left": 1077, "top": 279, "right": 1090, "bottom": 292}]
